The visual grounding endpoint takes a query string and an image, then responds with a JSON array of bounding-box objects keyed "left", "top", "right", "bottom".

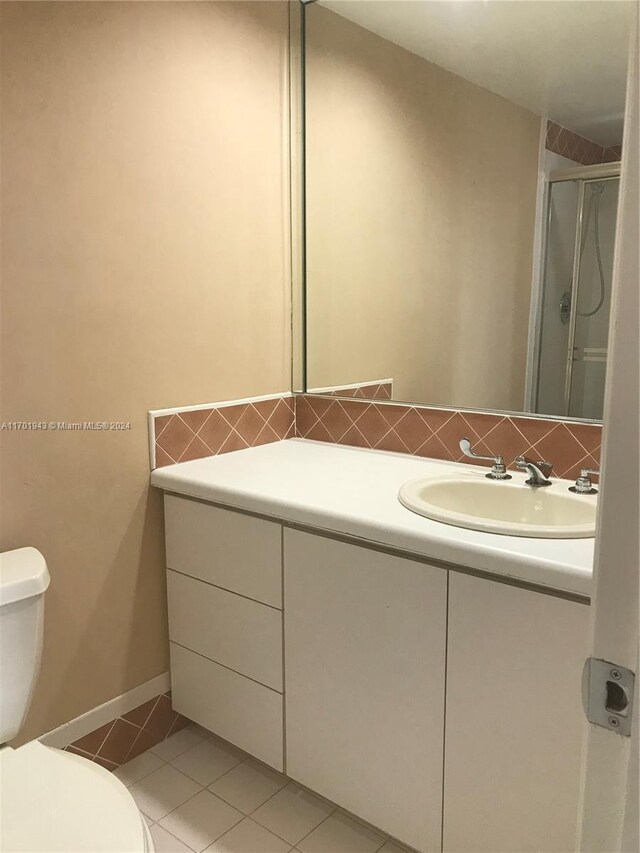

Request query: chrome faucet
[
  {"left": 515, "top": 455, "right": 553, "bottom": 487},
  {"left": 459, "top": 437, "right": 512, "bottom": 480}
]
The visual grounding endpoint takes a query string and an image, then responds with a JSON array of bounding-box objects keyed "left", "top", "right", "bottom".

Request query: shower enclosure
[{"left": 534, "top": 162, "right": 620, "bottom": 420}]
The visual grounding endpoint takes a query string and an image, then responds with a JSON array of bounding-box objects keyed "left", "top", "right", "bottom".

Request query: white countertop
[{"left": 151, "top": 439, "right": 594, "bottom": 597}]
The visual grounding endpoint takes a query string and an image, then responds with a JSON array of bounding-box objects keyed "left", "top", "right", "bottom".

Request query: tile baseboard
[
  {"left": 38, "top": 672, "right": 193, "bottom": 770},
  {"left": 40, "top": 672, "right": 170, "bottom": 748}
]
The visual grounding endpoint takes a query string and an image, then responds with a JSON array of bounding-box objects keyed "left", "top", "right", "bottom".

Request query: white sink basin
[{"left": 398, "top": 474, "right": 597, "bottom": 538}]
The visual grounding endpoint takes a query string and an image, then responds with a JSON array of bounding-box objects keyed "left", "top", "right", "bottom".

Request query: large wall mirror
[{"left": 300, "top": 0, "right": 634, "bottom": 422}]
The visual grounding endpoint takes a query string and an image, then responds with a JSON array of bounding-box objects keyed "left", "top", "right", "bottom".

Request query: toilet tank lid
[{"left": 0, "top": 548, "right": 50, "bottom": 605}]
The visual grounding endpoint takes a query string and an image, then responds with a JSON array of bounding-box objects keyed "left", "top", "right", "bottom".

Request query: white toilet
[{"left": 0, "top": 547, "right": 154, "bottom": 852}]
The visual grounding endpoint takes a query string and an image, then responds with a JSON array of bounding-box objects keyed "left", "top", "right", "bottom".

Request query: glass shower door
[
  {"left": 536, "top": 180, "right": 579, "bottom": 417},
  {"left": 567, "top": 179, "right": 619, "bottom": 420},
  {"left": 536, "top": 176, "right": 619, "bottom": 420}
]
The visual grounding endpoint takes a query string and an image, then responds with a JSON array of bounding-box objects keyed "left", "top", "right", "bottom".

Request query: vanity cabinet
[
  {"left": 164, "top": 496, "right": 284, "bottom": 770},
  {"left": 160, "top": 494, "right": 589, "bottom": 852},
  {"left": 284, "top": 529, "right": 447, "bottom": 853},
  {"left": 443, "top": 572, "right": 589, "bottom": 853}
]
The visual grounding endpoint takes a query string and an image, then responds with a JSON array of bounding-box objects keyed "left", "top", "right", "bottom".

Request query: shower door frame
[{"left": 533, "top": 162, "right": 621, "bottom": 419}]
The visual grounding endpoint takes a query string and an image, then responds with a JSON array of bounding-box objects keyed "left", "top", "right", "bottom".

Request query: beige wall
[
  {"left": 0, "top": 1, "right": 290, "bottom": 743},
  {"left": 306, "top": 5, "right": 541, "bottom": 410}
]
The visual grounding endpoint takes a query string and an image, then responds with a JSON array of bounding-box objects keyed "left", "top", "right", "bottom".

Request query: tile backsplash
[
  {"left": 151, "top": 394, "right": 295, "bottom": 468},
  {"left": 150, "top": 392, "right": 601, "bottom": 480},
  {"left": 296, "top": 395, "right": 601, "bottom": 480}
]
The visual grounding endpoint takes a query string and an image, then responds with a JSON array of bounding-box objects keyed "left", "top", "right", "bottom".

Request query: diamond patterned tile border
[
  {"left": 546, "top": 120, "right": 621, "bottom": 166},
  {"left": 321, "top": 381, "right": 393, "bottom": 400},
  {"left": 65, "top": 691, "right": 191, "bottom": 770},
  {"left": 151, "top": 391, "right": 601, "bottom": 480},
  {"left": 296, "top": 395, "right": 602, "bottom": 479},
  {"left": 153, "top": 396, "right": 295, "bottom": 468}
]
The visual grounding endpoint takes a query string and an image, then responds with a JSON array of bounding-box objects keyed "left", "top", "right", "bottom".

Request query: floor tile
[
  {"left": 376, "top": 843, "right": 410, "bottom": 853},
  {"left": 113, "top": 749, "right": 165, "bottom": 787},
  {"left": 129, "top": 763, "right": 202, "bottom": 822},
  {"left": 171, "top": 737, "right": 245, "bottom": 786},
  {"left": 150, "top": 823, "right": 195, "bottom": 853},
  {"left": 159, "top": 789, "right": 243, "bottom": 852},
  {"left": 151, "top": 727, "right": 205, "bottom": 761},
  {"left": 206, "top": 817, "right": 292, "bottom": 853},
  {"left": 190, "top": 723, "right": 214, "bottom": 739},
  {"left": 208, "top": 759, "right": 287, "bottom": 814},
  {"left": 210, "top": 734, "right": 248, "bottom": 759},
  {"left": 298, "top": 811, "right": 385, "bottom": 853},
  {"left": 251, "top": 783, "right": 335, "bottom": 846}
]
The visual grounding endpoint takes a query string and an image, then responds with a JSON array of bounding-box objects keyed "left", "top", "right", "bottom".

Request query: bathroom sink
[{"left": 398, "top": 475, "right": 596, "bottom": 538}]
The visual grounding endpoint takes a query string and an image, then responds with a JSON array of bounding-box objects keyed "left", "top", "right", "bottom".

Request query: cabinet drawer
[
  {"left": 167, "top": 570, "right": 283, "bottom": 691},
  {"left": 164, "top": 495, "right": 282, "bottom": 607},
  {"left": 170, "top": 642, "right": 284, "bottom": 771}
]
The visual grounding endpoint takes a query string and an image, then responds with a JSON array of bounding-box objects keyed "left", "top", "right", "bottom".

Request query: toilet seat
[{"left": 0, "top": 741, "right": 151, "bottom": 852}]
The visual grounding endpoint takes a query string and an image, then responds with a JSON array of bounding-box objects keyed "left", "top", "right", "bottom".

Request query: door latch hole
[{"left": 605, "top": 680, "right": 628, "bottom": 716}]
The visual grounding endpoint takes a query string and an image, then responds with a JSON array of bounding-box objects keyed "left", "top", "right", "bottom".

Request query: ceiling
[{"left": 317, "top": 0, "right": 635, "bottom": 147}]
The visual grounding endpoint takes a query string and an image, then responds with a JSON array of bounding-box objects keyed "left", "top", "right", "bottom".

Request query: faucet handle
[
  {"left": 459, "top": 437, "right": 512, "bottom": 480},
  {"left": 569, "top": 467, "right": 599, "bottom": 495}
]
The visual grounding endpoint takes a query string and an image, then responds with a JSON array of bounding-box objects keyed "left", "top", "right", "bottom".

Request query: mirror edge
[
  {"left": 292, "top": 0, "right": 605, "bottom": 426},
  {"left": 290, "top": 0, "right": 307, "bottom": 395}
]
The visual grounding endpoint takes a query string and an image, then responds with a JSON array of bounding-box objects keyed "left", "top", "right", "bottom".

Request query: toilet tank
[{"left": 0, "top": 548, "right": 50, "bottom": 743}]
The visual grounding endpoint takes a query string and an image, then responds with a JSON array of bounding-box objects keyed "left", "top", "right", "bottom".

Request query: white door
[{"left": 577, "top": 19, "right": 639, "bottom": 853}]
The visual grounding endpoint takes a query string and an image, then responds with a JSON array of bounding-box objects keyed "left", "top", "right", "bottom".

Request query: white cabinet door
[
  {"left": 444, "top": 572, "right": 590, "bottom": 853},
  {"left": 284, "top": 529, "right": 447, "bottom": 853}
]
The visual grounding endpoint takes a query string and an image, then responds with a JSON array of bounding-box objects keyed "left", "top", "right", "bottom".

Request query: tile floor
[{"left": 118, "top": 724, "right": 411, "bottom": 853}]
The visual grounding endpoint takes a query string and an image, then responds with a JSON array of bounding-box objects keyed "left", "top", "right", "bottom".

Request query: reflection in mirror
[
  {"left": 537, "top": 170, "right": 619, "bottom": 420},
  {"left": 302, "top": 1, "right": 633, "bottom": 421}
]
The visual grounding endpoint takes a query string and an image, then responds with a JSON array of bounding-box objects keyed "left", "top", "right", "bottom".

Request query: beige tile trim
[{"left": 150, "top": 392, "right": 293, "bottom": 420}]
